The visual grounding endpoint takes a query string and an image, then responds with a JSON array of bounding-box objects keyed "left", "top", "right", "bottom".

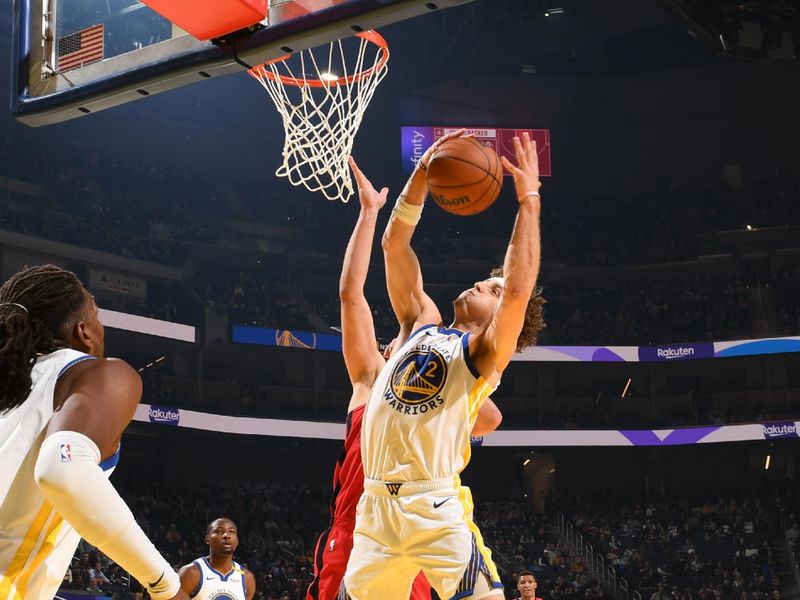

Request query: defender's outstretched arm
[{"left": 341, "top": 157, "right": 389, "bottom": 387}]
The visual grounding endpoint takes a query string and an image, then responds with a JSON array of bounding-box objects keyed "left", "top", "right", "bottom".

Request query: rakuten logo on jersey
[
  {"left": 148, "top": 405, "right": 180, "bottom": 426},
  {"left": 762, "top": 422, "right": 798, "bottom": 439}
]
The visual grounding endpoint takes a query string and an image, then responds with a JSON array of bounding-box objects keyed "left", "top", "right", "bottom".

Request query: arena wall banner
[
  {"left": 400, "top": 126, "right": 553, "bottom": 176},
  {"left": 133, "top": 403, "right": 800, "bottom": 447},
  {"left": 232, "top": 326, "right": 341, "bottom": 350},
  {"left": 100, "top": 309, "right": 195, "bottom": 342},
  {"left": 231, "top": 325, "right": 800, "bottom": 362},
  {"left": 88, "top": 268, "right": 147, "bottom": 298}
]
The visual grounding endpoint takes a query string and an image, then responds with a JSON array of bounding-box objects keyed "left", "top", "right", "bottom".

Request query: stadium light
[{"left": 765, "top": 455, "right": 771, "bottom": 470}]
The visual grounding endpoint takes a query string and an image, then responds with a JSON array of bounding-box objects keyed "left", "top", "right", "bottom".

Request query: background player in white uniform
[
  {"left": 178, "top": 517, "right": 256, "bottom": 600},
  {"left": 344, "top": 133, "right": 545, "bottom": 600},
  {"left": 0, "top": 264, "right": 188, "bottom": 600}
]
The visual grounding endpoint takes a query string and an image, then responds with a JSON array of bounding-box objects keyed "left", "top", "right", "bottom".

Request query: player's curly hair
[
  {"left": 0, "top": 265, "right": 87, "bottom": 413},
  {"left": 490, "top": 266, "right": 546, "bottom": 352}
]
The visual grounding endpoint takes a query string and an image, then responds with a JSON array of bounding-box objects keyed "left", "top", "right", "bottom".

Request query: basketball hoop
[{"left": 249, "top": 31, "right": 389, "bottom": 202}]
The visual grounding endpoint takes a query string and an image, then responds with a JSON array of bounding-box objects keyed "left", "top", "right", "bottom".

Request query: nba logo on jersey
[{"left": 60, "top": 443, "right": 71, "bottom": 462}]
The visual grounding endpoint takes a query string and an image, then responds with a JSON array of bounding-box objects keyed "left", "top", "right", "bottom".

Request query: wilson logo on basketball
[
  {"left": 430, "top": 192, "right": 471, "bottom": 207},
  {"left": 384, "top": 349, "right": 447, "bottom": 416}
]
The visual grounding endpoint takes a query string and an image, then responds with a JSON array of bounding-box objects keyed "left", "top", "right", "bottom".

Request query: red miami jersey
[{"left": 330, "top": 404, "right": 366, "bottom": 524}]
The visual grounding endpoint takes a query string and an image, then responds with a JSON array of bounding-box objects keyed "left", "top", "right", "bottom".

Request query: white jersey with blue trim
[
  {"left": 361, "top": 325, "right": 498, "bottom": 482},
  {"left": 191, "top": 557, "right": 248, "bottom": 600},
  {"left": 0, "top": 349, "right": 116, "bottom": 600}
]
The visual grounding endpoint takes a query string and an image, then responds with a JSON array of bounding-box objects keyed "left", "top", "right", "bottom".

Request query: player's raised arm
[
  {"left": 472, "top": 132, "right": 542, "bottom": 378},
  {"left": 341, "top": 158, "right": 389, "bottom": 386},
  {"left": 381, "top": 132, "right": 465, "bottom": 336}
]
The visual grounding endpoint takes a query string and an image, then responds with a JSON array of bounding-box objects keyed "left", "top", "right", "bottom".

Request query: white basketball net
[{"left": 249, "top": 32, "right": 389, "bottom": 202}]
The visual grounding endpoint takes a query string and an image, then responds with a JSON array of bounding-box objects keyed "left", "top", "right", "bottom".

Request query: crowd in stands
[
  {"left": 193, "top": 267, "right": 317, "bottom": 331},
  {"left": 59, "top": 548, "right": 134, "bottom": 596},
  {"left": 2, "top": 145, "right": 800, "bottom": 344},
  {"left": 476, "top": 497, "right": 609, "bottom": 600},
  {"left": 55, "top": 481, "right": 798, "bottom": 600},
  {"left": 770, "top": 267, "right": 800, "bottom": 336},
  {"left": 3, "top": 139, "right": 799, "bottom": 270},
  {"left": 776, "top": 481, "right": 800, "bottom": 582},
  {"left": 542, "top": 275, "right": 752, "bottom": 345},
  {"left": 0, "top": 140, "right": 229, "bottom": 264},
  {"left": 57, "top": 483, "right": 612, "bottom": 600},
  {"left": 189, "top": 266, "right": 759, "bottom": 345},
  {"left": 563, "top": 492, "right": 785, "bottom": 600}
]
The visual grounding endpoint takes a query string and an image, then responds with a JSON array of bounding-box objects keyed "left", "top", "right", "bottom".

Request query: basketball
[{"left": 426, "top": 137, "right": 504, "bottom": 216}]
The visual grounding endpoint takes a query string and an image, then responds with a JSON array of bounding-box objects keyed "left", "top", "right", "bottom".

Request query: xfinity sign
[{"left": 149, "top": 406, "right": 180, "bottom": 426}]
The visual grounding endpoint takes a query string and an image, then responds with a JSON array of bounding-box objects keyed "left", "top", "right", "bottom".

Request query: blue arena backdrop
[
  {"left": 133, "top": 402, "right": 800, "bottom": 447},
  {"left": 231, "top": 325, "right": 800, "bottom": 362},
  {"left": 56, "top": 593, "right": 112, "bottom": 600}
]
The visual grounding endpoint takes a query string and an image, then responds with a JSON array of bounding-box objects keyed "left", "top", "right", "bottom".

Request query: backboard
[{"left": 12, "top": 0, "right": 477, "bottom": 127}]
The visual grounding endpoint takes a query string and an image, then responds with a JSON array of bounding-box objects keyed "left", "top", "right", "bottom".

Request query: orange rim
[{"left": 247, "top": 30, "right": 389, "bottom": 88}]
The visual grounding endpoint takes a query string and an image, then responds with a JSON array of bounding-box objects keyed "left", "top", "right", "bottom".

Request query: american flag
[{"left": 57, "top": 24, "right": 104, "bottom": 72}]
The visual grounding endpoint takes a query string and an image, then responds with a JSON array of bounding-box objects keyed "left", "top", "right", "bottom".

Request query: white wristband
[
  {"left": 519, "top": 190, "right": 541, "bottom": 201},
  {"left": 392, "top": 196, "right": 424, "bottom": 227}
]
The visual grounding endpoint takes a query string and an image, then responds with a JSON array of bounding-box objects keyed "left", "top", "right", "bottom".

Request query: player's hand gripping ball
[{"left": 427, "top": 137, "right": 503, "bottom": 216}]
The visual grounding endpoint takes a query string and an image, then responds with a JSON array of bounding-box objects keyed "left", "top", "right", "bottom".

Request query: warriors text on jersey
[{"left": 361, "top": 325, "right": 497, "bottom": 482}]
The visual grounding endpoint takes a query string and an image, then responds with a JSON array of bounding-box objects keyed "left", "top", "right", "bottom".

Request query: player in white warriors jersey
[
  {"left": 343, "top": 132, "right": 545, "bottom": 600},
  {"left": 178, "top": 517, "right": 255, "bottom": 600},
  {"left": 0, "top": 265, "right": 187, "bottom": 600}
]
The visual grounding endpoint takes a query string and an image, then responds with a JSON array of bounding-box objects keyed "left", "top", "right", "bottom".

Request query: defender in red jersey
[{"left": 306, "top": 159, "right": 502, "bottom": 600}]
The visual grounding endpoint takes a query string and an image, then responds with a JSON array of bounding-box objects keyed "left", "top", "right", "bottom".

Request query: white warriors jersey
[
  {"left": 0, "top": 349, "right": 118, "bottom": 600},
  {"left": 362, "top": 325, "right": 497, "bottom": 482},
  {"left": 190, "top": 557, "right": 248, "bottom": 600}
]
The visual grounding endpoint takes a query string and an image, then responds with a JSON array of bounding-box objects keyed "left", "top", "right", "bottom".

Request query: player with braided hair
[{"left": 0, "top": 264, "right": 188, "bottom": 600}]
